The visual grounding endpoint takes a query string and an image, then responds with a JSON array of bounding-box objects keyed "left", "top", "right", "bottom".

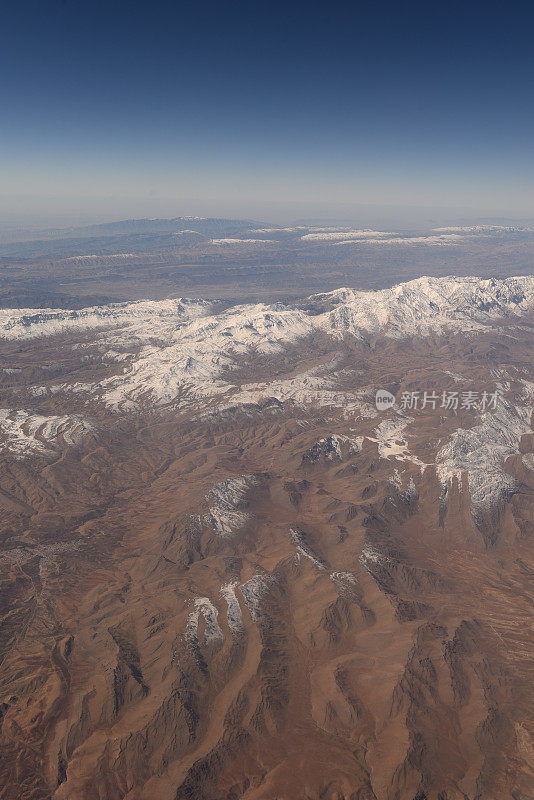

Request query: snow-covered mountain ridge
[
  {"left": 1, "top": 275, "right": 532, "bottom": 341},
  {"left": 0, "top": 276, "right": 532, "bottom": 522},
  {"left": 1, "top": 276, "right": 532, "bottom": 412}
]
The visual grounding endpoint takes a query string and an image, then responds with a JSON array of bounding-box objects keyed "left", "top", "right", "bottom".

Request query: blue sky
[{"left": 2, "top": 0, "right": 534, "bottom": 223}]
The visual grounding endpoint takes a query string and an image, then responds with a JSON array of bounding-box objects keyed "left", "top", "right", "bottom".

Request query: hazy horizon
[{"left": 2, "top": 202, "right": 534, "bottom": 240}]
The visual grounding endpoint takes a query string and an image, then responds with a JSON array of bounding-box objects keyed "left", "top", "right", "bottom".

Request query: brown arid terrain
[{"left": 0, "top": 276, "right": 533, "bottom": 800}]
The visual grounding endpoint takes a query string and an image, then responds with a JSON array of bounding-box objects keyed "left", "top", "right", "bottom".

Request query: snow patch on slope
[
  {"left": 220, "top": 582, "right": 244, "bottom": 632},
  {"left": 210, "top": 238, "right": 272, "bottom": 244},
  {"left": 0, "top": 298, "right": 212, "bottom": 341},
  {"left": 330, "top": 571, "right": 358, "bottom": 597},
  {"left": 0, "top": 410, "right": 94, "bottom": 457},
  {"left": 436, "top": 399, "right": 532, "bottom": 511},
  {"left": 205, "top": 475, "right": 259, "bottom": 537},
  {"left": 290, "top": 528, "right": 327, "bottom": 570},
  {"left": 433, "top": 225, "right": 529, "bottom": 233},
  {"left": 303, "top": 434, "right": 363, "bottom": 462},
  {"left": 359, "top": 545, "right": 390, "bottom": 573},
  {"left": 301, "top": 230, "right": 394, "bottom": 241},
  {"left": 333, "top": 234, "right": 463, "bottom": 246},
  {"left": 186, "top": 597, "right": 224, "bottom": 646},
  {"left": 231, "top": 365, "right": 376, "bottom": 419},
  {"left": 368, "top": 416, "right": 427, "bottom": 468},
  {"left": 312, "top": 276, "right": 534, "bottom": 340},
  {"left": 240, "top": 574, "right": 274, "bottom": 623}
]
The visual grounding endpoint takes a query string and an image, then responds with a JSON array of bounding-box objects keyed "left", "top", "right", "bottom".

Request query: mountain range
[{"left": 0, "top": 275, "right": 532, "bottom": 800}]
